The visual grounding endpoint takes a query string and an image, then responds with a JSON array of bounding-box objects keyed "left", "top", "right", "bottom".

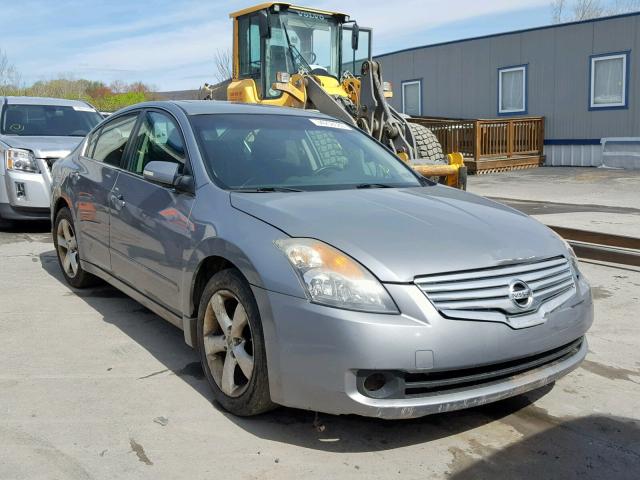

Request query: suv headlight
[
  {"left": 5, "top": 148, "right": 39, "bottom": 173},
  {"left": 276, "top": 238, "right": 398, "bottom": 314}
]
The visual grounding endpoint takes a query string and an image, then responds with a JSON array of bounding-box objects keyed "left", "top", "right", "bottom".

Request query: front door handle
[{"left": 111, "top": 193, "right": 126, "bottom": 210}]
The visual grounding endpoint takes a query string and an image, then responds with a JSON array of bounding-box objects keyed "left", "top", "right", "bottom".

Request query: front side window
[
  {"left": 402, "top": 80, "right": 422, "bottom": 116},
  {"left": 128, "top": 111, "right": 185, "bottom": 175},
  {"left": 498, "top": 65, "right": 527, "bottom": 114},
  {"left": 92, "top": 113, "right": 138, "bottom": 167},
  {"left": 590, "top": 52, "right": 628, "bottom": 109},
  {"left": 190, "top": 113, "right": 421, "bottom": 191},
  {"left": 0, "top": 104, "right": 102, "bottom": 137}
]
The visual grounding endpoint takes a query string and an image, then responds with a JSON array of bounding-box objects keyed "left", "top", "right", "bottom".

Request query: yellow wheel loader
[{"left": 203, "top": 2, "right": 466, "bottom": 189}]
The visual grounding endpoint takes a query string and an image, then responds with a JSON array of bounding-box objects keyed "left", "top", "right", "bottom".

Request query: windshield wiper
[
  {"left": 356, "top": 183, "right": 394, "bottom": 189},
  {"left": 280, "top": 20, "right": 312, "bottom": 72},
  {"left": 231, "top": 186, "right": 303, "bottom": 193}
]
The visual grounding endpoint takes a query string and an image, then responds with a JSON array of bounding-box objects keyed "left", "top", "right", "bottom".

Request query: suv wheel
[
  {"left": 53, "top": 207, "right": 97, "bottom": 288},
  {"left": 197, "top": 269, "right": 275, "bottom": 416}
]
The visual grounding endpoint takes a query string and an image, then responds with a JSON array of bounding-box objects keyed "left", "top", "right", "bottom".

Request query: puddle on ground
[
  {"left": 591, "top": 286, "right": 613, "bottom": 300},
  {"left": 580, "top": 359, "right": 639, "bottom": 382}
]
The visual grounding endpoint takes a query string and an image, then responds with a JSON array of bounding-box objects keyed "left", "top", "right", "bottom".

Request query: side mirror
[
  {"left": 143, "top": 161, "right": 193, "bottom": 193},
  {"left": 258, "top": 10, "right": 271, "bottom": 38},
  {"left": 351, "top": 22, "right": 360, "bottom": 51}
]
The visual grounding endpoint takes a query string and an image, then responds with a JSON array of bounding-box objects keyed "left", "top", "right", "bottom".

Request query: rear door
[
  {"left": 74, "top": 112, "right": 139, "bottom": 272},
  {"left": 109, "top": 109, "right": 195, "bottom": 314}
]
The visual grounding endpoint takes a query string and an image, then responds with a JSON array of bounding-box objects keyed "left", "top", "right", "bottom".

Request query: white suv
[{"left": 0, "top": 96, "right": 102, "bottom": 225}]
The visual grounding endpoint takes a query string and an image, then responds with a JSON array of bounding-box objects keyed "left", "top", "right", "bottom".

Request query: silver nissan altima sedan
[{"left": 50, "top": 101, "right": 592, "bottom": 419}]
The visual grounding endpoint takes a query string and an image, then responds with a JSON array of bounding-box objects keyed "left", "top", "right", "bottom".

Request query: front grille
[
  {"left": 357, "top": 337, "right": 584, "bottom": 399},
  {"left": 415, "top": 255, "right": 575, "bottom": 320}
]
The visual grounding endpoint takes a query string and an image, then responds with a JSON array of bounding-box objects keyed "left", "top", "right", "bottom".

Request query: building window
[
  {"left": 402, "top": 80, "right": 422, "bottom": 116},
  {"left": 498, "top": 65, "right": 527, "bottom": 114},
  {"left": 590, "top": 52, "right": 629, "bottom": 109}
]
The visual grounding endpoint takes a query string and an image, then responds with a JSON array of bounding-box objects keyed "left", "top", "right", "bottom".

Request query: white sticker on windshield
[
  {"left": 72, "top": 105, "right": 96, "bottom": 112},
  {"left": 309, "top": 118, "right": 352, "bottom": 130}
]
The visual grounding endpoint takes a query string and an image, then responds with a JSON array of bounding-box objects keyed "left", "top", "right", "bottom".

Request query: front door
[
  {"left": 74, "top": 113, "right": 138, "bottom": 271},
  {"left": 109, "top": 110, "right": 195, "bottom": 314}
]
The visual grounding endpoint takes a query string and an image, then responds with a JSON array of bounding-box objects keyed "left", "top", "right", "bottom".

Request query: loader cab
[{"left": 230, "top": 3, "right": 371, "bottom": 102}]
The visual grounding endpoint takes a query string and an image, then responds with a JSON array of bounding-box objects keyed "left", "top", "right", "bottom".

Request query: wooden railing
[{"left": 410, "top": 116, "right": 544, "bottom": 161}]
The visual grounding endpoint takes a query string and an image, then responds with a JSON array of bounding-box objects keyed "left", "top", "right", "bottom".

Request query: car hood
[
  {"left": 230, "top": 186, "right": 568, "bottom": 283},
  {"left": 0, "top": 135, "right": 82, "bottom": 159}
]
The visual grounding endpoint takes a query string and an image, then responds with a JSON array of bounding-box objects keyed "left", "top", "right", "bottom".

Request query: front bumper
[
  {"left": 0, "top": 161, "right": 52, "bottom": 221},
  {"left": 253, "top": 275, "right": 593, "bottom": 419}
]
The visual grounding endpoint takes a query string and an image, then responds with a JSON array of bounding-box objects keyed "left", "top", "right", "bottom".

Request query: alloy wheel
[
  {"left": 202, "top": 289, "right": 254, "bottom": 397},
  {"left": 56, "top": 218, "right": 79, "bottom": 278}
]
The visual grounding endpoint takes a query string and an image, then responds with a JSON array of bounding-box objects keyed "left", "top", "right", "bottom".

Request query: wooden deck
[{"left": 410, "top": 116, "right": 545, "bottom": 174}]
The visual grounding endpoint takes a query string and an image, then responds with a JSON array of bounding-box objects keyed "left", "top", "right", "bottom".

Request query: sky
[{"left": 0, "top": 0, "right": 566, "bottom": 91}]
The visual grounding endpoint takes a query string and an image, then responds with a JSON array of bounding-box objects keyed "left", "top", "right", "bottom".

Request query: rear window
[{"left": 0, "top": 104, "right": 102, "bottom": 137}]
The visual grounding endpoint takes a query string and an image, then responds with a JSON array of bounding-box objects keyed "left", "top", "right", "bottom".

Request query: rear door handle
[{"left": 111, "top": 193, "right": 126, "bottom": 210}]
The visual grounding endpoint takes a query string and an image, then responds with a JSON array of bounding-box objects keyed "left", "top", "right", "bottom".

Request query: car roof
[
  {"left": 1, "top": 96, "right": 94, "bottom": 108},
  {"left": 118, "top": 100, "right": 335, "bottom": 119}
]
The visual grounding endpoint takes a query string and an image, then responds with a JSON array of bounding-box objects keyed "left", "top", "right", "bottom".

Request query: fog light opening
[
  {"left": 363, "top": 373, "right": 387, "bottom": 392},
  {"left": 15, "top": 182, "right": 26, "bottom": 198}
]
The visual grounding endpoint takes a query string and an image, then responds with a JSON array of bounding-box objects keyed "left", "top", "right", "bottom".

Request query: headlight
[
  {"left": 276, "top": 238, "right": 398, "bottom": 313},
  {"left": 5, "top": 148, "right": 39, "bottom": 173},
  {"left": 562, "top": 238, "right": 582, "bottom": 278}
]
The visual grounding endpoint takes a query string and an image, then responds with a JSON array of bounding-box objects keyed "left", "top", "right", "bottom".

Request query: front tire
[
  {"left": 0, "top": 209, "right": 13, "bottom": 230},
  {"left": 197, "top": 269, "right": 275, "bottom": 416},
  {"left": 53, "top": 207, "right": 98, "bottom": 288}
]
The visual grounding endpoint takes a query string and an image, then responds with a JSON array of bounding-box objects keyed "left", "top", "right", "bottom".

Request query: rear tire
[
  {"left": 407, "top": 122, "right": 446, "bottom": 182},
  {"left": 53, "top": 207, "right": 98, "bottom": 288},
  {"left": 0, "top": 208, "right": 13, "bottom": 230},
  {"left": 197, "top": 269, "right": 275, "bottom": 416}
]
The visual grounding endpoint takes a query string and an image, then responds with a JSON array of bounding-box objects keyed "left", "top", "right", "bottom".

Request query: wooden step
[{"left": 465, "top": 156, "right": 543, "bottom": 175}]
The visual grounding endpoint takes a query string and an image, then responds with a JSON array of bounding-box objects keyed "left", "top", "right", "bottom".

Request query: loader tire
[
  {"left": 407, "top": 122, "right": 446, "bottom": 182},
  {"left": 308, "top": 131, "right": 349, "bottom": 166}
]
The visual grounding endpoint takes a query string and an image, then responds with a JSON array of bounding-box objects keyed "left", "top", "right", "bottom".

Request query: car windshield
[
  {"left": 190, "top": 113, "right": 423, "bottom": 191},
  {"left": 0, "top": 104, "right": 102, "bottom": 137}
]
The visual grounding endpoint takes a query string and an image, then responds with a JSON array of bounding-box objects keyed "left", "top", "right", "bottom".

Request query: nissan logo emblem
[{"left": 509, "top": 279, "right": 534, "bottom": 309}]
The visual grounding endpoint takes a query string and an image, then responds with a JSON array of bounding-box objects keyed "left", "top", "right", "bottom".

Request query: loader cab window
[
  {"left": 238, "top": 15, "right": 262, "bottom": 81},
  {"left": 262, "top": 9, "right": 340, "bottom": 98},
  {"left": 341, "top": 27, "right": 371, "bottom": 76}
]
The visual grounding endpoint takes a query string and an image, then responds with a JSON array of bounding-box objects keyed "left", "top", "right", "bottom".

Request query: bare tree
[
  {"left": 606, "top": 0, "right": 640, "bottom": 14},
  {"left": 109, "top": 80, "right": 127, "bottom": 94},
  {"left": 213, "top": 48, "right": 232, "bottom": 84},
  {"left": 552, "top": 0, "right": 567, "bottom": 23},
  {"left": 572, "top": 0, "right": 605, "bottom": 19},
  {"left": 552, "top": 0, "right": 640, "bottom": 22},
  {"left": 0, "top": 48, "right": 20, "bottom": 93}
]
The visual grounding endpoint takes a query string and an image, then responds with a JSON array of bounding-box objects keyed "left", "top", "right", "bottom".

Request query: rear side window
[
  {"left": 92, "top": 114, "right": 138, "bottom": 167},
  {"left": 128, "top": 111, "right": 185, "bottom": 175}
]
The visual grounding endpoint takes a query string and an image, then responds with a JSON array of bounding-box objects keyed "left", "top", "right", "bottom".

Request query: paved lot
[
  {"left": 468, "top": 167, "right": 640, "bottom": 237},
  {"left": 1, "top": 219, "right": 639, "bottom": 480}
]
